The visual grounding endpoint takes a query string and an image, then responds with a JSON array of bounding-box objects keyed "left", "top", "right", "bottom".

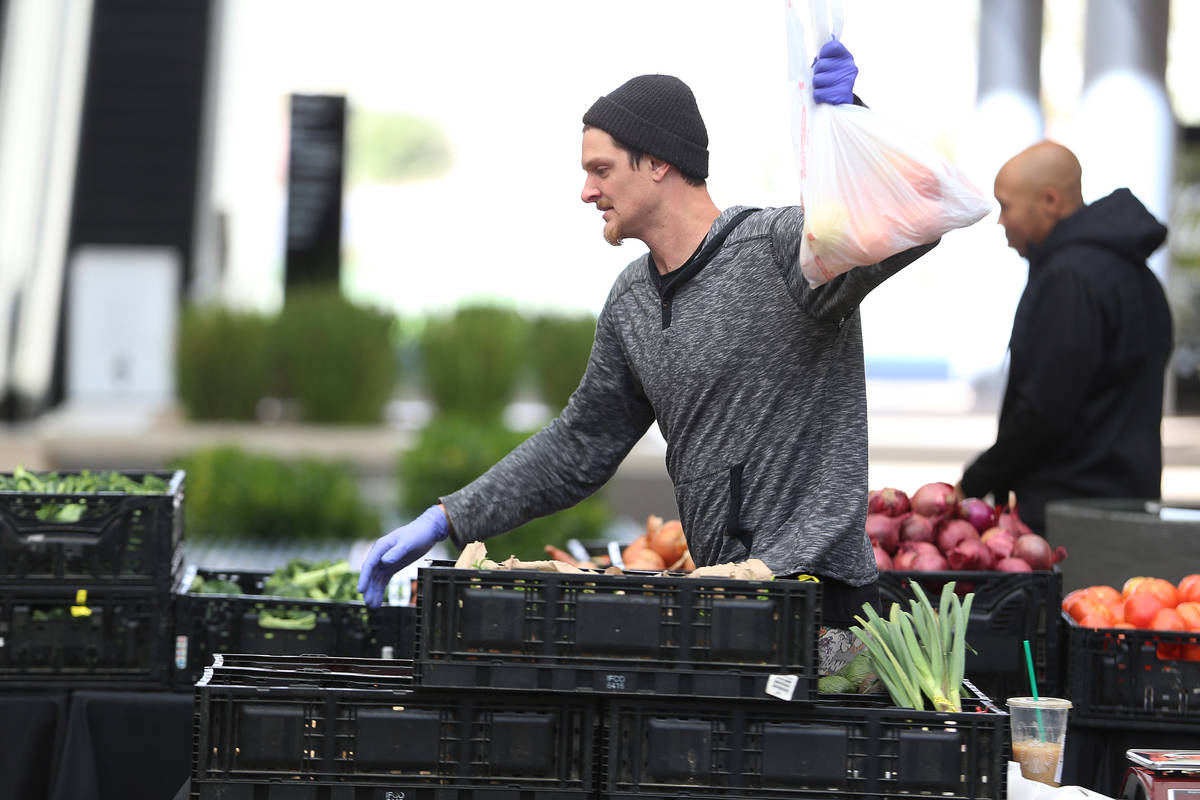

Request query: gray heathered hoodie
[{"left": 442, "top": 205, "right": 937, "bottom": 585}]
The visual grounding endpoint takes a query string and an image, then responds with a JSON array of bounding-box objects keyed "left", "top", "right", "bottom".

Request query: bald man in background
[{"left": 958, "top": 140, "right": 1173, "bottom": 534}]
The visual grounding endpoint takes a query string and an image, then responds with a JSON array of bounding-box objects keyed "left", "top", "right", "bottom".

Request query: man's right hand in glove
[{"left": 357, "top": 504, "right": 450, "bottom": 608}]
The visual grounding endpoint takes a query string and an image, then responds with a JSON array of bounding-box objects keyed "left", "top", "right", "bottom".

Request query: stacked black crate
[
  {"left": 190, "top": 654, "right": 597, "bottom": 800},
  {"left": 413, "top": 563, "right": 1009, "bottom": 800},
  {"left": 0, "top": 470, "right": 185, "bottom": 688},
  {"left": 171, "top": 565, "right": 416, "bottom": 688},
  {"left": 188, "top": 563, "right": 1010, "bottom": 799},
  {"left": 1059, "top": 611, "right": 1200, "bottom": 794}
]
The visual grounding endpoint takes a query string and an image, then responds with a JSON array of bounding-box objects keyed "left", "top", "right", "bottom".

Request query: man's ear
[
  {"left": 647, "top": 158, "right": 671, "bottom": 182},
  {"left": 1042, "top": 184, "right": 1068, "bottom": 218}
]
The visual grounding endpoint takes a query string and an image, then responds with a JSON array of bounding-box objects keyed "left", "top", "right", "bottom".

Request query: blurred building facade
[{"left": 0, "top": 0, "right": 1196, "bottom": 421}]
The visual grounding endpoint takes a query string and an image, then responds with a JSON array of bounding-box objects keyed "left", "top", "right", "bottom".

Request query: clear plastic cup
[{"left": 1007, "top": 697, "right": 1072, "bottom": 786}]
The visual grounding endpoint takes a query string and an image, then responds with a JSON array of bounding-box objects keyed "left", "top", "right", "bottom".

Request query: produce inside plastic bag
[{"left": 786, "top": 0, "right": 990, "bottom": 286}]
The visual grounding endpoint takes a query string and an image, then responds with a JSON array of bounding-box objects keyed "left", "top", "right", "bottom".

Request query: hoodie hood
[{"left": 1028, "top": 188, "right": 1167, "bottom": 270}]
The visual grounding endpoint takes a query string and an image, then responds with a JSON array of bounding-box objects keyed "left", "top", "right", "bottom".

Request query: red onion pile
[{"left": 864, "top": 482, "right": 1068, "bottom": 573}]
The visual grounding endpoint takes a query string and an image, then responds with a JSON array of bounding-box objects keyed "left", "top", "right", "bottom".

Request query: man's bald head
[{"left": 993, "top": 140, "right": 1085, "bottom": 258}]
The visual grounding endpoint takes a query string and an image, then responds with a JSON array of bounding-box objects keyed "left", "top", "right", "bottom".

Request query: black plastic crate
[
  {"left": 600, "top": 696, "right": 1008, "bottom": 799},
  {"left": 414, "top": 564, "right": 821, "bottom": 701},
  {"left": 173, "top": 566, "right": 415, "bottom": 687},
  {"left": 879, "top": 569, "right": 1062, "bottom": 701},
  {"left": 193, "top": 655, "right": 598, "bottom": 793},
  {"left": 0, "top": 469, "right": 185, "bottom": 590},
  {"left": 0, "top": 583, "right": 172, "bottom": 687},
  {"left": 189, "top": 779, "right": 594, "bottom": 800},
  {"left": 198, "top": 653, "right": 414, "bottom": 691},
  {"left": 1064, "top": 612, "right": 1200, "bottom": 723}
]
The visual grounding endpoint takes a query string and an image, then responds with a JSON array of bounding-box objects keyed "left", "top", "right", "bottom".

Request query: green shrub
[
  {"left": 272, "top": 285, "right": 398, "bottom": 423},
  {"left": 527, "top": 312, "right": 597, "bottom": 411},
  {"left": 176, "top": 306, "right": 276, "bottom": 420},
  {"left": 171, "top": 446, "right": 380, "bottom": 541},
  {"left": 397, "top": 415, "right": 611, "bottom": 561},
  {"left": 418, "top": 304, "right": 528, "bottom": 422}
]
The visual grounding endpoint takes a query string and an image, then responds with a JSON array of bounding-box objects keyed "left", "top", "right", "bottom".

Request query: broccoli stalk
[
  {"left": 257, "top": 611, "right": 318, "bottom": 630},
  {"left": 288, "top": 561, "right": 351, "bottom": 589}
]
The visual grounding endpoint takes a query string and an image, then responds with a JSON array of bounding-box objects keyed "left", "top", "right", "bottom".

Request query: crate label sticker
[
  {"left": 766, "top": 674, "right": 798, "bottom": 701},
  {"left": 604, "top": 673, "right": 628, "bottom": 691}
]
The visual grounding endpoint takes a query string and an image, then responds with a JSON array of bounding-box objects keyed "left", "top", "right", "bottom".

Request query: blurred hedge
[
  {"left": 418, "top": 304, "right": 528, "bottom": 422},
  {"left": 171, "top": 446, "right": 379, "bottom": 541},
  {"left": 527, "top": 312, "right": 596, "bottom": 412},
  {"left": 176, "top": 286, "right": 397, "bottom": 424},
  {"left": 272, "top": 286, "right": 397, "bottom": 424},
  {"left": 176, "top": 306, "right": 276, "bottom": 421},
  {"left": 176, "top": 297, "right": 608, "bottom": 552}
]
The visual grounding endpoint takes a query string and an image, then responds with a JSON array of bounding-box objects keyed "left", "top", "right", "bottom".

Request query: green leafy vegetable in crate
[
  {"left": 262, "top": 559, "right": 360, "bottom": 601},
  {"left": 189, "top": 577, "right": 243, "bottom": 595},
  {"left": 190, "top": 559, "right": 364, "bottom": 630},
  {"left": 850, "top": 581, "right": 974, "bottom": 712},
  {"left": 816, "top": 652, "right": 880, "bottom": 694},
  {"left": 1, "top": 465, "right": 169, "bottom": 522}
]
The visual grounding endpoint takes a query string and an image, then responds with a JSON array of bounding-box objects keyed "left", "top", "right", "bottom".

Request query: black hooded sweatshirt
[{"left": 962, "top": 188, "right": 1173, "bottom": 534}]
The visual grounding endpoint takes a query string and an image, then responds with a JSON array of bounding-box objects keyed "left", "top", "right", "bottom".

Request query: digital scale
[{"left": 1121, "top": 751, "right": 1200, "bottom": 800}]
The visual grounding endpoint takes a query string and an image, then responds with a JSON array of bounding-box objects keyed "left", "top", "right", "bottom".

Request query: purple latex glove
[
  {"left": 357, "top": 504, "right": 449, "bottom": 608},
  {"left": 812, "top": 38, "right": 858, "bottom": 105}
]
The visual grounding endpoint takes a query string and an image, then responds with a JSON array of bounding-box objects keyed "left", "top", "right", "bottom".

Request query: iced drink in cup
[{"left": 1007, "top": 697, "right": 1072, "bottom": 786}]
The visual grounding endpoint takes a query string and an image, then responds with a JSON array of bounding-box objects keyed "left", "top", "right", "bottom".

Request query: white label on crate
[
  {"left": 174, "top": 635, "right": 189, "bottom": 670},
  {"left": 380, "top": 646, "right": 394, "bottom": 660},
  {"left": 765, "top": 674, "right": 798, "bottom": 701}
]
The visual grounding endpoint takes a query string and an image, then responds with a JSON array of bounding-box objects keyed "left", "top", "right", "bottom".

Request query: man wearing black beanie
[{"left": 360, "top": 43, "right": 943, "bottom": 676}]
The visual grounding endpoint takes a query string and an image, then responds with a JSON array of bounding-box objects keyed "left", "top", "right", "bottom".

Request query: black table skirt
[
  {"left": 0, "top": 692, "right": 70, "bottom": 800},
  {"left": 1, "top": 689, "right": 193, "bottom": 800}
]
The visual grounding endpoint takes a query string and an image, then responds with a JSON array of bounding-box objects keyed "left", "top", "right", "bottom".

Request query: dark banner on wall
[{"left": 285, "top": 93, "right": 346, "bottom": 291}]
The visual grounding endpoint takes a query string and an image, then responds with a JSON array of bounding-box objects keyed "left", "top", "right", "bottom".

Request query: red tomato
[
  {"left": 1131, "top": 578, "right": 1179, "bottom": 610},
  {"left": 1122, "top": 576, "right": 1151, "bottom": 599},
  {"left": 1069, "top": 597, "right": 1109, "bottom": 624},
  {"left": 1151, "top": 607, "right": 1185, "bottom": 660},
  {"left": 1178, "top": 574, "right": 1200, "bottom": 604},
  {"left": 1077, "top": 611, "right": 1116, "bottom": 629},
  {"left": 1088, "top": 585, "right": 1123, "bottom": 607},
  {"left": 1150, "top": 607, "right": 1185, "bottom": 631},
  {"left": 1086, "top": 586, "right": 1125, "bottom": 623},
  {"left": 1176, "top": 601, "right": 1200, "bottom": 631},
  {"left": 1124, "top": 592, "right": 1165, "bottom": 629},
  {"left": 1062, "top": 589, "right": 1088, "bottom": 616}
]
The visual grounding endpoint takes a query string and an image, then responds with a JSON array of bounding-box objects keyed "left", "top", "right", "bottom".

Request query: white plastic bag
[{"left": 786, "top": 0, "right": 990, "bottom": 286}]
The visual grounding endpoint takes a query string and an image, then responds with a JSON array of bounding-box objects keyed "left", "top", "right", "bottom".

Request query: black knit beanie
[{"left": 582, "top": 74, "right": 709, "bottom": 180}]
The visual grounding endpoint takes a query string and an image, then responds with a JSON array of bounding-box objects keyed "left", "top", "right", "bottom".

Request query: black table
[
  {"left": 1, "top": 689, "right": 193, "bottom": 800},
  {"left": 0, "top": 692, "right": 70, "bottom": 800}
]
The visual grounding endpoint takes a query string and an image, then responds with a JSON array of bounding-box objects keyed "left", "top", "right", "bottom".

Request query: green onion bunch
[{"left": 850, "top": 581, "right": 974, "bottom": 712}]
